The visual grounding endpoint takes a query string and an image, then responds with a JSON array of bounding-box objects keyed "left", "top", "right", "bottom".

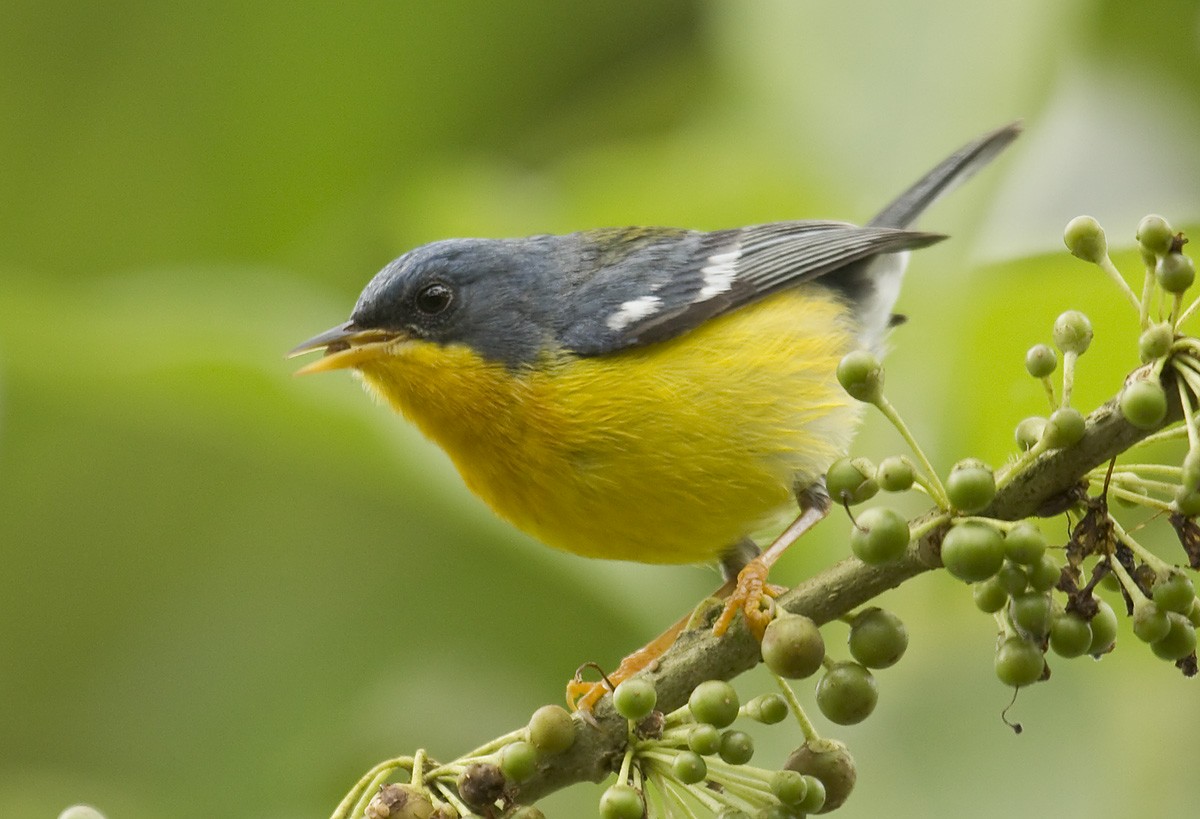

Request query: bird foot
[{"left": 711, "top": 557, "right": 785, "bottom": 640}]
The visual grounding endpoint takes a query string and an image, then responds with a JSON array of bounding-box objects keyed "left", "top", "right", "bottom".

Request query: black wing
[{"left": 558, "top": 221, "right": 942, "bottom": 357}]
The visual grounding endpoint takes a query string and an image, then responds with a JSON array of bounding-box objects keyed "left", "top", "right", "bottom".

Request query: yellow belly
[{"left": 356, "top": 286, "right": 862, "bottom": 565}]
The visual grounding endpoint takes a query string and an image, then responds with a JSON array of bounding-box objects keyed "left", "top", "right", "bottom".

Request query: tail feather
[{"left": 868, "top": 121, "right": 1023, "bottom": 229}]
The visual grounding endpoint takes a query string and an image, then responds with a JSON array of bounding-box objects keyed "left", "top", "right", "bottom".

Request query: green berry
[
  {"left": 1052, "top": 310, "right": 1093, "bottom": 356},
  {"left": 718, "top": 729, "right": 754, "bottom": 765},
  {"left": 837, "top": 350, "right": 884, "bottom": 403},
  {"left": 745, "top": 693, "right": 789, "bottom": 724},
  {"left": 1011, "top": 592, "right": 1053, "bottom": 637},
  {"left": 1157, "top": 252, "right": 1195, "bottom": 294},
  {"left": 598, "top": 783, "right": 643, "bottom": 819},
  {"left": 825, "top": 457, "right": 879, "bottom": 506},
  {"left": 499, "top": 741, "right": 538, "bottom": 784},
  {"left": 1024, "top": 343, "right": 1058, "bottom": 378},
  {"left": 612, "top": 677, "right": 657, "bottom": 722},
  {"left": 1088, "top": 599, "right": 1119, "bottom": 656},
  {"left": 1150, "top": 612, "right": 1197, "bottom": 661},
  {"left": 687, "top": 723, "right": 721, "bottom": 756},
  {"left": 761, "top": 613, "right": 825, "bottom": 679},
  {"left": 1027, "top": 553, "right": 1062, "bottom": 592},
  {"left": 1133, "top": 599, "right": 1171, "bottom": 643},
  {"left": 945, "top": 459, "right": 996, "bottom": 513},
  {"left": 1139, "top": 323, "right": 1174, "bottom": 362},
  {"left": 1004, "top": 523, "right": 1048, "bottom": 565},
  {"left": 994, "top": 637, "right": 1045, "bottom": 688},
  {"left": 1189, "top": 600, "right": 1200, "bottom": 628},
  {"left": 672, "top": 751, "right": 708, "bottom": 784},
  {"left": 940, "top": 521, "right": 1005, "bottom": 582},
  {"left": 973, "top": 577, "right": 1009, "bottom": 613},
  {"left": 849, "top": 506, "right": 910, "bottom": 564},
  {"left": 1182, "top": 448, "right": 1200, "bottom": 494},
  {"left": 848, "top": 607, "right": 908, "bottom": 669},
  {"left": 1015, "top": 416, "right": 1048, "bottom": 451},
  {"left": 796, "top": 775, "right": 828, "bottom": 814},
  {"left": 1049, "top": 612, "right": 1093, "bottom": 658},
  {"left": 1044, "top": 407, "right": 1086, "bottom": 449},
  {"left": 1153, "top": 572, "right": 1196, "bottom": 614},
  {"left": 1120, "top": 380, "right": 1168, "bottom": 429},
  {"left": 876, "top": 456, "right": 915, "bottom": 492},
  {"left": 1137, "top": 214, "right": 1174, "bottom": 256},
  {"left": 770, "top": 770, "right": 809, "bottom": 807},
  {"left": 996, "top": 563, "right": 1029, "bottom": 596},
  {"left": 527, "top": 705, "right": 575, "bottom": 754},
  {"left": 782, "top": 738, "right": 856, "bottom": 813},
  {"left": 688, "top": 680, "right": 739, "bottom": 728},
  {"left": 815, "top": 662, "right": 877, "bottom": 725},
  {"left": 1064, "top": 215, "right": 1107, "bottom": 264}
]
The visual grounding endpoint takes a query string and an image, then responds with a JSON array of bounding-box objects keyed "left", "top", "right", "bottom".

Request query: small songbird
[{"left": 290, "top": 123, "right": 1019, "bottom": 661}]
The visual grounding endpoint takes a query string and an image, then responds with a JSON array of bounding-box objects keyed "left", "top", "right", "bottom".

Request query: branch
[{"left": 513, "top": 385, "right": 1183, "bottom": 805}]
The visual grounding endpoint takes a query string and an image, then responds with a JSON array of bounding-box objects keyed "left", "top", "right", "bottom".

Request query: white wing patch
[
  {"left": 698, "top": 247, "right": 740, "bottom": 299},
  {"left": 606, "top": 295, "right": 663, "bottom": 331}
]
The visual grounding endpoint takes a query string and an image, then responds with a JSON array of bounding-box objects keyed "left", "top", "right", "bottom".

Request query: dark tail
[{"left": 868, "top": 121, "right": 1022, "bottom": 229}]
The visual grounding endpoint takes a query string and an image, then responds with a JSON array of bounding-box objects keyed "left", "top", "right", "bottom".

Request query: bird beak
[{"left": 287, "top": 321, "right": 402, "bottom": 375}]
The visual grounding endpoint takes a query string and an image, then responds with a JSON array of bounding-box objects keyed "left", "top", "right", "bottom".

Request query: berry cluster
[
  {"left": 597, "top": 672, "right": 857, "bottom": 819},
  {"left": 827, "top": 214, "right": 1199, "bottom": 700}
]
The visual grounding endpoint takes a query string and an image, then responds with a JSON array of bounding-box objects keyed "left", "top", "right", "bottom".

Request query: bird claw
[{"left": 712, "top": 558, "right": 783, "bottom": 640}]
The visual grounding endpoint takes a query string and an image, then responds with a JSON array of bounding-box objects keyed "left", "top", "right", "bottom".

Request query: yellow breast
[{"left": 356, "top": 286, "right": 862, "bottom": 565}]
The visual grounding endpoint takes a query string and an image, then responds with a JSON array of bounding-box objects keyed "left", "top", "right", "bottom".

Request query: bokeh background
[{"left": 3, "top": 1, "right": 1199, "bottom": 817}]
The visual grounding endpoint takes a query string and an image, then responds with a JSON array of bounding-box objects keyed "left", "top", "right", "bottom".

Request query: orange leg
[
  {"left": 711, "top": 500, "right": 831, "bottom": 638},
  {"left": 567, "top": 578, "right": 734, "bottom": 712},
  {"left": 568, "top": 489, "right": 831, "bottom": 712}
]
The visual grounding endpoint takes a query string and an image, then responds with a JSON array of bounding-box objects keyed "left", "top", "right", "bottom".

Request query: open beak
[{"left": 287, "top": 321, "right": 402, "bottom": 375}]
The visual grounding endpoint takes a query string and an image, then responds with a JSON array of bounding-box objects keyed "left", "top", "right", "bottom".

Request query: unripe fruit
[
  {"left": 946, "top": 460, "right": 996, "bottom": 514},
  {"left": 849, "top": 506, "right": 910, "bottom": 564},
  {"left": 612, "top": 678, "right": 657, "bottom": 722},
  {"left": 1120, "top": 380, "right": 1167, "bottom": 429},
  {"left": 848, "top": 607, "right": 908, "bottom": 669},
  {"left": 826, "top": 457, "right": 879, "bottom": 505},
  {"left": 1139, "top": 322, "right": 1174, "bottom": 362},
  {"left": 940, "top": 522, "right": 1006, "bottom": 582},
  {"left": 837, "top": 350, "right": 884, "bottom": 402},
  {"left": 815, "top": 662, "right": 877, "bottom": 725},
  {"left": 1024, "top": 344, "right": 1057, "bottom": 378},
  {"left": 761, "top": 613, "right": 826, "bottom": 679},
  {"left": 994, "top": 637, "right": 1045, "bottom": 687},
  {"left": 598, "top": 783, "right": 643, "bottom": 819},
  {"left": 1136, "top": 214, "right": 1174, "bottom": 256},
  {"left": 1049, "top": 612, "right": 1093, "bottom": 658},
  {"left": 1044, "top": 407, "right": 1085, "bottom": 449},
  {"left": 1064, "top": 215, "right": 1107, "bottom": 264},
  {"left": 1157, "top": 252, "right": 1195, "bottom": 294},
  {"left": 1052, "top": 310, "right": 1093, "bottom": 355},
  {"left": 876, "top": 456, "right": 915, "bottom": 492},
  {"left": 527, "top": 705, "right": 575, "bottom": 754},
  {"left": 688, "top": 680, "right": 739, "bottom": 728}
]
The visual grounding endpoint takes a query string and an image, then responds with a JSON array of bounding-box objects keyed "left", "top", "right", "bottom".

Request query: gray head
[{"left": 348, "top": 237, "right": 564, "bottom": 367}]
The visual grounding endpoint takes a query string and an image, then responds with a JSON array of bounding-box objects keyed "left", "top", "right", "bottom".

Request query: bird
[{"left": 290, "top": 122, "right": 1020, "bottom": 703}]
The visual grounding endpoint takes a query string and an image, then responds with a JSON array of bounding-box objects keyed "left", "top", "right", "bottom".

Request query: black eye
[{"left": 415, "top": 282, "right": 454, "bottom": 315}]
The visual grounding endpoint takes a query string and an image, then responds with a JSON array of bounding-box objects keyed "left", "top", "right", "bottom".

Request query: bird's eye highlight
[{"left": 415, "top": 282, "right": 454, "bottom": 315}]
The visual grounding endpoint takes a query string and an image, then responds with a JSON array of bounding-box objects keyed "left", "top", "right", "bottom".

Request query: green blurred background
[{"left": 3, "top": 1, "right": 1199, "bottom": 817}]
